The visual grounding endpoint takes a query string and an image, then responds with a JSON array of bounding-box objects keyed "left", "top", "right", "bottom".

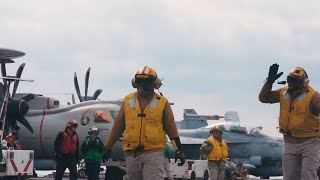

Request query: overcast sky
[{"left": 1, "top": 1, "right": 320, "bottom": 137}]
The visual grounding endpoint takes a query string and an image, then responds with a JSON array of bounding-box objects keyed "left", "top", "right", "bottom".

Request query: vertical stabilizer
[
  {"left": 183, "top": 109, "right": 198, "bottom": 115},
  {"left": 224, "top": 111, "right": 240, "bottom": 122}
]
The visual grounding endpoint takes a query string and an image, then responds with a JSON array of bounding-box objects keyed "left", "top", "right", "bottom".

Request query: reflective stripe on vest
[
  {"left": 60, "top": 130, "right": 78, "bottom": 155},
  {"left": 207, "top": 136, "right": 228, "bottom": 161},
  {"left": 123, "top": 92, "right": 167, "bottom": 151},
  {"left": 279, "top": 86, "right": 320, "bottom": 137}
]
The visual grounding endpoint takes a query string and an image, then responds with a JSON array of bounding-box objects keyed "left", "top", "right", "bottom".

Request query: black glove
[
  {"left": 175, "top": 151, "right": 186, "bottom": 164},
  {"left": 171, "top": 137, "right": 186, "bottom": 164},
  {"left": 267, "top": 63, "right": 283, "bottom": 84},
  {"left": 102, "top": 149, "right": 111, "bottom": 162}
]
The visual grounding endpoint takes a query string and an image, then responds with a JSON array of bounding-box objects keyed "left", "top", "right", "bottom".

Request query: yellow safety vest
[
  {"left": 123, "top": 92, "right": 167, "bottom": 151},
  {"left": 279, "top": 86, "right": 320, "bottom": 137},
  {"left": 207, "top": 136, "right": 228, "bottom": 161}
]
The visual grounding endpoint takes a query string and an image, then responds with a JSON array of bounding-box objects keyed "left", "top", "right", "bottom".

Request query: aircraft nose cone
[{"left": 7, "top": 98, "right": 29, "bottom": 116}]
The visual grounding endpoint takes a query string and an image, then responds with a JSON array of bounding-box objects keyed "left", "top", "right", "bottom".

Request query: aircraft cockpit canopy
[
  {"left": 81, "top": 110, "right": 119, "bottom": 126},
  {"left": 94, "top": 110, "right": 119, "bottom": 123},
  {"left": 203, "top": 122, "right": 263, "bottom": 136}
]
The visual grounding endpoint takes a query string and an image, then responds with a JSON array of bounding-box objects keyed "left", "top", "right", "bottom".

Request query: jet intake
[{"left": 250, "top": 156, "right": 262, "bottom": 166}]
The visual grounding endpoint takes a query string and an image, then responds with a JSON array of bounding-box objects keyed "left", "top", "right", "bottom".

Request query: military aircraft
[
  {"left": 17, "top": 71, "right": 124, "bottom": 170},
  {"left": 0, "top": 48, "right": 125, "bottom": 173},
  {"left": 176, "top": 109, "right": 239, "bottom": 129},
  {"left": 0, "top": 48, "right": 36, "bottom": 138},
  {"left": 177, "top": 109, "right": 283, "bottom": 178}
]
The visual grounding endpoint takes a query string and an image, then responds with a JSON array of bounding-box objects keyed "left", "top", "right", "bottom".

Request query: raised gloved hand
[
  {"left": 174, "top": 150, "right": 186, "bottom": 164},
  {"left": 267, "top": 63, "right": 283, "bottom": 84},
  {"left": 102, "top": 149, "right": 111, "bottom": 162}
]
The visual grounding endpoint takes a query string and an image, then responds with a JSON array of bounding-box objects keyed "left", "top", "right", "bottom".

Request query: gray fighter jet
[{"left": 177, "top": 109, "right": 283, "bottom": 179}]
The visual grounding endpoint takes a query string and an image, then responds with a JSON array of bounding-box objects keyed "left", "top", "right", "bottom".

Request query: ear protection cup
[
  {"left": 154, "top": 78, "right": 162, "bottom": 89},
  {"left": 132, "top": 78, "right": 137, "bottom": 88},
  {"left": 88, "top": 128, "right": 91, "bottom": 135},
  {"left": 297, "top": 67, "right": 309, "bottom": 82},
  {"left": 292, "top": 67, "right": 309, "bottom": 86}
]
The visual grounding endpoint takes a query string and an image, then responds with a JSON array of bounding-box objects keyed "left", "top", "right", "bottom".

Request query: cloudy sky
[{"left": 2, "top": 1, "right": 320, "bottom": 137}]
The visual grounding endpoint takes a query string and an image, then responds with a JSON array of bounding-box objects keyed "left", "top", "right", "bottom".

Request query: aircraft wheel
[
  {"left": 190, "top": 171, "right": 196, "bottom": 180},
  {"left": 203, "top": 170, "right": 209, "bottom": 180},
  {"left": 78, "top": 168, "right": 87, "bottom": 179}
]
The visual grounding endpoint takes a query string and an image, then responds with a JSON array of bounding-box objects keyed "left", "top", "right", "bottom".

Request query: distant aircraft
[
  {"left": 176, "top": 109, "right": 239, "bottom": 129},
  {"left": 177, "top": 109, "right": 283, "bottom": 179}
]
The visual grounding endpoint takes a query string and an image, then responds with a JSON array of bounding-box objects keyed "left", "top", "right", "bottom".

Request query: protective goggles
[
  {"left": 135, "top": 78, "right": 154, "bottom": 85},
  {"left": 287, "top": 76, "right": 305, "bottom": 84},
  {"left": 70, "top": 124, "right": 78, "bottom": 128},
  {"left": 90, "top": 130, "right": 99, "bottom": 135}
]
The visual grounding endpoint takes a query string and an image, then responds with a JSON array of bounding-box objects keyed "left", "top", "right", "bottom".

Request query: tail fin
[
  {"left": 224, "top": 111, "right": 240, "bottom": 122},
  {"left": 183, "top": 109, "right": 198, "bottom": 115}
]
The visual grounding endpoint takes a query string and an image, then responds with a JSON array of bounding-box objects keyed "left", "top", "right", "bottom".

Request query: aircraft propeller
[
  {"left": 74, "top": 67, "right": 103, "bottom": 102},
  {"left": 0, "top": 48, "right": 35, "bottom": 137}
]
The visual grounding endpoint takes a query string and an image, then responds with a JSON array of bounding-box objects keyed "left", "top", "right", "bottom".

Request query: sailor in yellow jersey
[
  {"left": 259, "top": 64, "right": 320, "bottom": 180},
  {"left": 201, "top": 125, "right": 228, "bottom": 180},
  {"left": 104, "top": 66, "right": 186, "bottom": 180}
]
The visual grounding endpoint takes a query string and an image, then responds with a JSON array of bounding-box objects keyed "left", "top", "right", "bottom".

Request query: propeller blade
[
  {"left": 71, "top": 94, "right": 76, "bottom": 104},
  {"left": 92, "top": 89, "right": 102, "bottom": 100},
  {"left": 16, "top": 115, "right": 33, "bottom": 134},
  {"left": 12, "top": 63, "right": 25, "bottom": 98},
  {"left": 21, "top": 93, "right": 35, "bottom": 102},
  {"left": 3, "top": 118, "right": 13, "bottom": 137},
  {"left": 85, "top": 67, "right": 91, "bottom": 101},
  {"left": 74, "top": 72, "right": 82, "bottom": 102},
  {"left": 0, "top": 82, "right": 5, "bottom": 97},
  {"left": 1, "top": 63, "right": 6, "bottom": 84}
]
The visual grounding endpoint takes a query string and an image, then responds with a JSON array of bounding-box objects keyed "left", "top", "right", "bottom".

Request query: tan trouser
[
  {"left": 125, "top": 151, "right": 164, "bottom": 180},
  {"left": 283, "top": 137, "right": 320, "bottom": 180},
  {"left": 208, "top": 160, "right": 225, "bottom": 180},
  {"left": 164, "top": 157, "right": 174, "bottom": 180}
]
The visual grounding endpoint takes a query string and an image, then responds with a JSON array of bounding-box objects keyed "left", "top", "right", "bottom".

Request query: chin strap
[{"left": 157, "top": 89, "right": 163, "bottom": 96}]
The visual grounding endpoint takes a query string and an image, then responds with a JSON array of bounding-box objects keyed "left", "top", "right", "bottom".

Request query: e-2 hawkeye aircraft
[
  {"left": 177, "top": 109, "right": 283, "bottom": 179},
  {"left": 17, "top": 73, "right": 125, "bottom": 170},
  {"left": 0, "top": 49, "right": 125, "bottom": 172}
]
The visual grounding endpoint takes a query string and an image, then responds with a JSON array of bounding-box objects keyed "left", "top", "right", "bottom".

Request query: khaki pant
[
  {"left": 164, "top": 157, "right": 174, "bottom": 180},
  {"left": 208, "top": 160, "right": 225, "bottom": 180},
  {"left": 125, "top": 151, "right": 164, "bottom": 180},
  {"left": 283, "top": 137, "right": 320, "bottom": 180}
]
